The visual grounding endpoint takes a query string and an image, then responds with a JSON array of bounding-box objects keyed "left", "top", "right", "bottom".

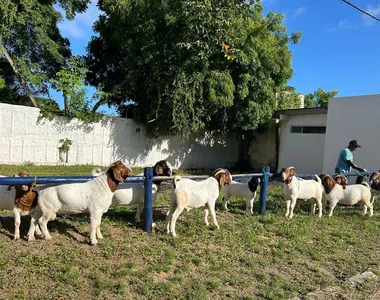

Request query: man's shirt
[{"left": 335, "top": 147, "right": 353, "bottom": 173}]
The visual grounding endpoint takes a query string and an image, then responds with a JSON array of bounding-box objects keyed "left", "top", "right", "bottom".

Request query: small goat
[
  {"left": 223, "top": 177, "right": 260, "bottom": 214},
  {"left": 0, "top": 171, "right": 47, "bottom": 240},
  {"left": 91, "top": 159, "right": 173, "bottom": 222},
  {"left": 281, "top": 167, "right": 323, "bottom": 218},
  {"left": 166, "top": 168, "right": 232, "bottom": 238},
  {"left": 321, "top": 174, "right": 372, "bottom": 217},
  {"left": 30, "top": 161, "right": 132, "bottom": 245}
]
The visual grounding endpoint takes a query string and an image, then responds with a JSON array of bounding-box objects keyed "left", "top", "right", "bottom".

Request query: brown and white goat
[
  {"left": 321, "top": 174, "right": 372, "bottom": 217},
  {"left": 0, "top": 171, "right": 42, "bottom": 240},
  {"left": 281, "top": 167, "right": 323, "bottom": 218},
  {"left": 166, "top": 168, "right": 232, "bottom": 238}
]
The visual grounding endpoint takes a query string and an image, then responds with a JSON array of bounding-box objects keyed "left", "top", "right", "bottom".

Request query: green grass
[{"left": 0, "top": 165, "right": 380, "bottom": 299}]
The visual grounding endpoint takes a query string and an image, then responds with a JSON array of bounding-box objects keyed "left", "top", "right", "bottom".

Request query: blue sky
[{"left": 53, "top": 0, "right": 380, "bottom": 114}]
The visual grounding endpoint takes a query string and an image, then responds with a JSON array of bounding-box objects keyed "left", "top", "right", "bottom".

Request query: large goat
[
  {"left": 29, "top": 161, "right": 132, "bottom": 245},
  {"left": 321, "top": 173, "right": 372, "bottom": 217}
]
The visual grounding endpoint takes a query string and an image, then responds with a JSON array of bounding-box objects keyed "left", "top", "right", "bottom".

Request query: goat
[
  {"left": 281, "top": 167, "right": 323, "bottom": 218},
  {"left": 321, "top": 174, "right": 372, "bottom": 217},
  {"left": 166, "top": 168, "right": 232, "bottom": 238},
  {"left": 357, "top": 173, "right": 380, "bottom": 205},
  {"left": 222, "top": 177, "right": 260, "bottom": 214},
  {"left": 29, "top": 161, "right": 132, "bottom": 245},
  {"left": 0, "top": 171, "right": 43, "bottom": 240},
  {"left": 91, "top": 159, "right": 173, "bottom": 222}
]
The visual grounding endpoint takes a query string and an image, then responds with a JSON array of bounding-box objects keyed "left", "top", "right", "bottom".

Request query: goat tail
[
  {"left": 173, "top": 175, "right": 182, "bottom": 188},
  {"left": 361, "top": 181, "right": 370, "bottom": 190},
  {"left": 314, "top": 174, "right": 322, "bottom": 185},
  {"left": 91, "top": 167, "right": 103, "bottom": 177}
]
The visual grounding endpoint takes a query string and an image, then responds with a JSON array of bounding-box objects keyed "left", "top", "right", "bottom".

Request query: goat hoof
[
  {"left": 44, "top": 236, "right": 52, "bottom": 241},
  {"left": 27, "top": 236, "right": 36, "bottom": 242},
  {"left": 91, "top": 240, "right": 98, "bottom": 246}
]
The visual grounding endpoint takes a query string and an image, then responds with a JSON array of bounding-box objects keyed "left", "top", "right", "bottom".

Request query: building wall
[
  {"left": 323, "top": 94, "right": 380, "bottom": 174},
  {"left": 277, "top": 114, "right": 327, "bottom": 174},
  {"left": 0, "top": 103, "right": 238, "bottom": 169}
]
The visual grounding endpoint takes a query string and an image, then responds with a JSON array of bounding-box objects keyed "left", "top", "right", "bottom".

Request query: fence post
[
  {"left": 144, "top": 167, "right": 153, "bottom": 232},
  {"left": 259, "top": 166, "right": 270, "bottom": 216}
]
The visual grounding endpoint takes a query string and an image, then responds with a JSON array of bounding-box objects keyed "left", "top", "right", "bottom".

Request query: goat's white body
[
  {"left": 92, "top": 169, "right": 158, "bottom": 222},
  {"left": 223, "top": 180, "right": 257, "bottom": 214},
  {"left": 325, "top": 184, "right": 372, "bottom": 217},
  {"left": 166, "top": 177, "right": 220, "bottom": 237},
  {"left": 283, "top": 176, "right": 323, "bottom": 218},
  {"left": 112, "top": 183, "right": 158, "bottom": 222},
  {"left": 33, "top": 174, "right": 115, "bottom": 244}
]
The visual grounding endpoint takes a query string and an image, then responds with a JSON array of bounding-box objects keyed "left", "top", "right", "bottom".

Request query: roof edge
[{"left": 273, "top": 107, "right": 327, "bottom": 119}]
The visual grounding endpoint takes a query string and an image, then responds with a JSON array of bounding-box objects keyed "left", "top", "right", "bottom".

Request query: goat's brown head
[
  {"left": 212, "top": 168, "right": 232, "bottom": 188},
  {"left": 106, "top": 161, "right": 132, "bottom": 192},
  {"left": 334, "top": 174, "right": 348, "bottom": 189},
  {"left": 153, "top": 160, "right": 173, "bottom": 177},
  {"left": 7, "top": 171, "right": 30, "bottom": 193},
  {"left": 321, "top": 174, "right": 336, "bottom": 194},
  {"left": 369, "top": 172, "right": 380, "bottom": 191},
  {"left": 281, "top": 167, "right": 295, "bottom": 184},
  {"left": 319, "top": 173, "right": 330, "bottom": 182}
]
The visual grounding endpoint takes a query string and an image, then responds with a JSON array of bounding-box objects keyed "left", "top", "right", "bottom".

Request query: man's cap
[{"left": 349, "top": 140, "right": 361, "bottom": 148}]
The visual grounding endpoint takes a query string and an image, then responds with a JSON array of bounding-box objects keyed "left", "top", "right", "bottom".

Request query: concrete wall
[
  {"left": 0, "top": 103, "right": 239, "bottom": 169},
  {"left": 248, "top": 122, "right": 277, "bottom": 171},
  {"left": 277, "top": 113, "right": 327, "bottom": 174},
  {"left": 323, "top": 94, "right": 380, "bottom": 174}
]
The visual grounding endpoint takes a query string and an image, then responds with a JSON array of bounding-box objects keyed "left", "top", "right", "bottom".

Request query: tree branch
[{"left": 0, "top": 42, "right": 38, "bottom": 108}]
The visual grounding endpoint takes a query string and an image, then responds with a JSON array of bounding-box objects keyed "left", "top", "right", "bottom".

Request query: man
[{"left": 335, "top": 140, "right": 367, "bottom": 174}]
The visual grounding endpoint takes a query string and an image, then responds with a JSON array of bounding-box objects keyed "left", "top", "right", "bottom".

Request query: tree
[
  {"left": 86, "top": 0, "right": 301, "bottom": 138},
  {"left": 304, "top": 88, "right": 338, "bottom": 108},
  {"left": 0, "top": 0, "right": 91, "bottom": 107},
  {"left": 275, "top": 86, "right": 302, "bottom": 110},
  {"left": 38, "top": 56, "right": 103, "bottom": 123}
]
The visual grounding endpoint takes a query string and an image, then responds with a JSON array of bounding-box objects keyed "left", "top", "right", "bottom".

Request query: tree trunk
[
  {"left": 63, "top": 93, "right": 70, "bottom": 115},
  {"left": 0, "top": 42, "right": 38, "bottom": 108}
]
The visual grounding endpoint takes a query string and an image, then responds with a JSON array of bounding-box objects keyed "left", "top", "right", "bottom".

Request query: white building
[{"left": 274, "top": 94, "right": 380, "bottom": 175}]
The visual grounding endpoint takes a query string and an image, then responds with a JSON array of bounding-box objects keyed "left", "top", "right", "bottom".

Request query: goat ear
[
  {"left": 112, "top": 168, "right": 123, "bottom": 183},
  {"left": 218, "top": 174, "right": 226, "bottom": 188},
  {"left": 289, "top": 168, "right": 296, "bottom": 176},
  {"left": 323, "top": 176, "right": 336, "bottom": 194}
]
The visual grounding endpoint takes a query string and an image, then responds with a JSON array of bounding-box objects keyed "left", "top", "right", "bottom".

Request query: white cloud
[
  {"left": 326, "top": 20, "right": 357, "bottom": 32},
  {"left": 57, "top": 0, "right": 101, "bottom": 39},
  {"left": 338, "top": 20, "right": 357, "bottom": 29},
  {"left": 362, "top": 5, "right": 380, "bottom": 26},
  {"left": 293, "top": 6, "right": 307, "bottom": 18}
]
